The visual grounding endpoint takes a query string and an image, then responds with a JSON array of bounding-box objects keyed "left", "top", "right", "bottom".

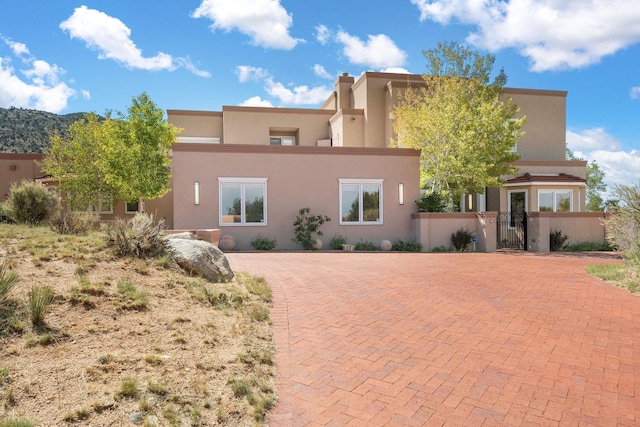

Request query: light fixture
[
  {"left": 398, "top": 183, "right": 404, "bottom": 205},
  {"left": 194, "top": 181, "right": 200, "bottom": 205}
]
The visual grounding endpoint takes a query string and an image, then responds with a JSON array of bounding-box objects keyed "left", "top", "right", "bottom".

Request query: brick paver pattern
[{"left": 226, "top": 252, "right": 638, "bottom": 426}]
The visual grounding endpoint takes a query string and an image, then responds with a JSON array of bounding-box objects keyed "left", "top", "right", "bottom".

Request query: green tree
[
  {"left": 392, "top": 41, "right": 524, "bottom": 203},
  {"left": 44, "top": 93, "right": 180, "bottom": 213},
  {"left": 101, "top": 93, "right": 180, "bottom": 212},
  {"left": 566, "top": 149, "right": 607, "bottom": 211},
  {"left": 44, "top": 113, "right": 114, "bottom": 211}
]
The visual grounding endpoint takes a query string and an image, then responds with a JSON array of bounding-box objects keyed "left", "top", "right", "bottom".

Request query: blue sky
[{"left": 1, "top": 0, "right": 639, "bottom": 195}]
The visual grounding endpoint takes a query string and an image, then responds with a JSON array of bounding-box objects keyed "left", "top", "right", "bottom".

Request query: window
[
  {"left": 86, "top": 202, "right": 113, "bottom": 214},
  {"left": 126, "top": 201, "right": 139, "bottom": 214},
  {"left": 218, "top": 178, "right": 267, "bottom": 226},
  {"left": 538, "top": 190, "right": 572, "bottom": 212},
  {"left": 269, "top": 136, "right": 295, "bottom": 146},
  {"left": 339, "top": 179, "right": 383, "bottom": 224}
]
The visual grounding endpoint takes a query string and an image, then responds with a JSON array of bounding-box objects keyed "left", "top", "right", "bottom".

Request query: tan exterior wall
[
  {"left": 166, "top": 110, "right": 223, "bottom": 139},
  {"left": 505, "top": 88, "right": 567, "bottom": 161},
  {"left": 527, "top": 212, "right": 608, "bottom": 251},
  {"left": 411, "top": 212, "right": 498, "bottom": 252},
  {"left": 172, "top": 144, "right": 420, "bottom": 250},
  {"left": 329, "top": 110, "right": 364, "bottom": 147},
  {"left": 0, "top": 154, "right": 45, "bottom": 200},
  {"left": 220, "top": 106, "right": 333, "bottom": 146}
]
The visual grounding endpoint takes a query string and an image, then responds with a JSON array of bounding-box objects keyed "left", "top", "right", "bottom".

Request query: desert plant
[
  {"left": 415, "top": 190, "right": 448, "bottom": 212},
  {"left": 3, "top": 181, "right": 60, "bottom": 225},
  {"left": 49, "top": 211, "right": 96, "bottom": 235},
  {"left": 605, "top": 184, "right": 640, "bottom": 266},
  {"left": 250, "top": 235, "right": 276, "bottom": 251},
  {"left": 0, "top": 203, "right": 10, "bottom": 224},
  {"left": 329, "top": 234, "right": 347, "bottom": 250},
  {"left": 391, "top": 239, "right": 423, "bottom": 252},
  {"left": 115, "top": 377, "right": 138, "bottom": 399},
  {"left": 103, "top": 213, "right": 166, "bottom": 258},
  {"left": 0, "top": 265, "right": 19, "bottom": 306},
  {"left": 550, "top": 229, "right": 569, "bottom": 251},
  {"left": 562, "top": 241, "right": 613, "bottom": 252},
  {"left": 451, "top": 227, "right": 473, "bottom": 252},
  {"left": 114, "top": 280, "right": 148, "bottom": 311},
  {"left": 27, "top": 285, "right": 55, "bottom": 326},
  {"left": 292, "top": 207, "right": 330, "bottom": 250},
  {"left": 0, "top": 418, "right": 34, "bottom": 427},
  {"left": 355, "top": 240, "right": 378, "bottom": 251}
]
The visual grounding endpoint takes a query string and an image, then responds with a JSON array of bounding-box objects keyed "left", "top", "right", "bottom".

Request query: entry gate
[{"left": 497, "top": 212, "right": 527, "bottom": 250}]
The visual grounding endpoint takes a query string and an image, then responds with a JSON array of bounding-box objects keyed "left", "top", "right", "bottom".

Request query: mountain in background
[{"left": 0, "top": 107, "right": 87, "bottom": 153}]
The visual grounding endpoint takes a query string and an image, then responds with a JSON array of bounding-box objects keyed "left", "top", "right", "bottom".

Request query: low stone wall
[
  {"left": 411, "top": 212, "right": 497, "bottom": 252},
  {"left": 527, "top": 212, "right": 608, "bottom": 251},
  {"left": 412, "top": 211, "right": 608, "bottom": 252}
]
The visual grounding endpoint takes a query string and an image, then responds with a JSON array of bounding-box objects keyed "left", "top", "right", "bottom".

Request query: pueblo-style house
[{"left": 2, "top": 71, "right": 594, "bottom": 251}]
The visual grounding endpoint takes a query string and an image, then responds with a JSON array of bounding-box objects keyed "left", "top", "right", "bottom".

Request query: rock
[
  {"left": 129, "top": 412, "right": 143, "bottom": 425},
  {"left": 380, "top": 240, "right": 392, "bottom": 251},
  {"left": 165, "top": 237, "right": 234, "bottom": 282},
  {"left": 218, "top": 234, "right": 237, "bottom": 251},
  {"left": 165, "top": 231, "right": 196, "bottom": 240},
  {"left": 146, "top": 415, "right": 159, "bottom": 426},
  {"left": 312, "top": 238, "right": 323, "bottom": 250}
]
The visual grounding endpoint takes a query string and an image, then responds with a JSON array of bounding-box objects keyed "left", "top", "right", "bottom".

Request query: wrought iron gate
[{"left": 497, "top": 212, "right": 527, "bottom": 250}]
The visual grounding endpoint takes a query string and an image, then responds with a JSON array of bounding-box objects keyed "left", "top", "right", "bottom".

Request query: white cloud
[
  {"left": 236, "top": 65, "right": 269, "bottom": 82},
  {"left": 336, "top": 31, "right": 407, "bottom": 69},
  {"left": 380, "top": 67, "right": 411, "bottom": 74},
  {"left": 3, "top": 37, "right": 29, "bottom": 56},
  {"left": 567, "top": 128, "right": 621, "bottom": 152},
  {"left": 81, "top": 90, "right": 91, "bottom": 100},
  {"left": 586, "top": 149, "right": 640, "bottom": 190},
  {"left": 264, "top": 78, "right": 332, "bottom": 105},
  {"left": 313, "top": 64, "right": 332, "bottom": 79},
  {"left": 0, "top": 38, "right": 76, "bottom": 113},
  {"left": 239, "top": 96, "right": 274, "bottom": 107},
  {"left": 192, "top": 0, "right": 302, "bottom": 50},
  {"left": 410, "top": 0, "right": 640, "bottom": 72},
  {"left": 60, "top": 6, "right": 209, "bottom": 77},
  {"left": 631, "top": 87, "right": 640, "bottom": 99},
  {"left": 316, "top": 24, "right": 331, "bottom": 45},
  {"left": 567, "top": 128, "right": 640, "bottom": 195}
]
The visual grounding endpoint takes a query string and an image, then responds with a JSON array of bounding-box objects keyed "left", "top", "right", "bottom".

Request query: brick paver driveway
[{"left": 226, "top": 252, "right": 638, "bottom": 426}]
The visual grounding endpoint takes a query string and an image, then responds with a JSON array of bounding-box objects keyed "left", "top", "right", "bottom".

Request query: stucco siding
[{"left": 172, "top": 144, "right": 420, "bottom": 250}]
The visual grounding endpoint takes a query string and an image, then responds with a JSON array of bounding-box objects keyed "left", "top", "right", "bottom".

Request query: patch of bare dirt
[{"left": 0, "top": 225, "right": 275, "bottom": 426}]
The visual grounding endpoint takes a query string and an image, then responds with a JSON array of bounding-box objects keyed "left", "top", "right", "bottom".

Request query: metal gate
[{"left": 497, "top": 212, "right": 527, "bottom": 250}]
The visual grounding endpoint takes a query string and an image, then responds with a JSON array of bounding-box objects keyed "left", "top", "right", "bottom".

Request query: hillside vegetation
[{"left": 0, "top": 107, "right": 87, "bottom": 153}]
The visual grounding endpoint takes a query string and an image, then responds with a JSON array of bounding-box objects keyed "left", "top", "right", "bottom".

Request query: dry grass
[{"left": 0, "top": 224, "right": 276, "bottom": 426}]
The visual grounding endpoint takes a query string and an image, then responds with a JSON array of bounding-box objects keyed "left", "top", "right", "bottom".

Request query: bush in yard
[
  {"left": 3, "top": 181, "right": 60, "bottom": 225},
  {"left": 355, "top": 240, "right": 378, "bottom": 251},
  {"left": 550, "top": 229, "right": 569, "bottom": 251},
  {"left": 103, "top": 213, "right": 166, "bottom": 258},
  {"left": 27, "top": 285, "right": 55, "bottom": 327},
  {"left": 391, "top": 239, "right": 423, "bottom": 252},
  {"left": 50, "top": 211, "right": 97, "bottom": 235},
  {"left": 292, "top": 207, "right": 330, "bottom": 250},
  {"left": 605, "top": 184, "right": 640, "bottom": 266},
  {"left": 451, "top": 227, "right": 473, "bottom": 252},
  {"left": 329, "top": 234, "right": 347, "bottom": 250},
  {"left": 250, "top": 235, "right": 276, "bottom": 251},
  {"left": 415, "top": 191, "right": 448, "bottom": 212}
]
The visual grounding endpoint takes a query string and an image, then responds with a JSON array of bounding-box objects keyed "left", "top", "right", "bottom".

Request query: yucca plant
[
  {"left": 27, "top": 285, "right": 55, "bottom": 326},
  {"left": 0, "top": 265, "right": 19, "bottom": 306}
]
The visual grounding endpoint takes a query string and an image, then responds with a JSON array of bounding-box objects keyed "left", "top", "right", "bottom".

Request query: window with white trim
[
  {"left": 269, "top": 136, "right": 295, "bottom": 146},
  {"left": 538, "top": 189, "right": 572, "bottom": 212},
  {"left": 125, "top": 201, "right": 139, "bottom": 214},
  {"left": 339, "top": 179, "right": 383, "bottom": 224},
  {"left": 218, "top": 178, "right": 267, "bottom": 226}
]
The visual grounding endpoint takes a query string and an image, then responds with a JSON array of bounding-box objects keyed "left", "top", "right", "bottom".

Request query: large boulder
[{"left": 165, "top": 237, "right": 234, "bottom": 282}]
